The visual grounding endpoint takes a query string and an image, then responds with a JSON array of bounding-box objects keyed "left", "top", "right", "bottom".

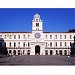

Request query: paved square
[{"left": 0, "top": 55, "right": 75, "bottom": 65}]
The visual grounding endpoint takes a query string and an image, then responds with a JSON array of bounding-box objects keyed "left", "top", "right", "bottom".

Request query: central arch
[{"left": 35, "top": 45, "right": 40, "bottom": 55}]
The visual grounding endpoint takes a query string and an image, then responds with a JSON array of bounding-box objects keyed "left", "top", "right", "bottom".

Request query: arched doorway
[
  {"left": 35, "top": 45, "right": 40, "bottom": 55},
  {"left": 13, "top": 50, "right": 16, "bottom": 55},
  {"left": 59, "top": 50, "right": 62, "bottom": 55}
]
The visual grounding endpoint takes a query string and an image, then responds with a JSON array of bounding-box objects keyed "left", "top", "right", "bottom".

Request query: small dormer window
[
  {"left": 36, "top": 23, "right": 39, "bottom": 26},
  {"left": 36, "top": 19, "right": 38, "bottom": 21}
]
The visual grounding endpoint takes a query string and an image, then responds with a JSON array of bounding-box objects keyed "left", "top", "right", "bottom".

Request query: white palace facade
[{"left": 0, "top": 13, "right": 75, "bottom": 55}]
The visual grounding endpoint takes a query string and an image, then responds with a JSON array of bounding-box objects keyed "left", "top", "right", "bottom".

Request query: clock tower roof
[{"left": 34, "top": 13, "right": 40, "bottom": 18}]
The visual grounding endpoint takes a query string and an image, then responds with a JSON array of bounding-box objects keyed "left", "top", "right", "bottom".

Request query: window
[
  {"left": 18, "top": 50, "right": 20, "bottom": 55},
  {"left": 60, "top": 42, "right": 62, "bottom": 47},
  {"left": 4, "top": 35, "right": 6, "bottom": 39},
  {"left": 46, "top": 42, "right": 47, "bottom": 47},
  {"left": 50, "top": 50, "right": 53, "bottom": 55},
  {"left": 18, "top": 35, "right": 20, "bottom": 39},
  {"left": 23, "top": 42, "right": 25, "bottom": 47},
  {"left": 45, "top": 50, "right": 48, "bottom": 55},
  {"left": 55, "top": 42, "right": 57, "bottom": 47},
  {"left": 50, "top": 42, "right": 52, "bottom": 47},
  {"left": 36, "top": 23, "right": 39, "bottom": 26},
  {"left": 14, "top": 35, "right": 16, "bottom": 39},
  {"left": 70, "top": 42, "right": 71, "bottom": 46},
  {"left": 45, "top": 35, "right": 47, "bottom": 39},
  {"left": 18, "top": 42, "right": 20, "bottom": 47},
  {"left": 50, "top": 35, "right": 52, "bottom": 39},
  {"left": 60, "top": 35, "right": 62, "bottom": 39},
  {"left": 64, "top": 42, "right": 67, "bottom": 47},
  {"left": 27, "top": 50, "right": 30, "bottom": 55},
  {"left": 23, "top": 35, "right": 26, "bottom": 39},
  {"left": 55, "top": 35, "right": 57, "bottom": 39},
  {"left": 9, "top": 42, "right": 11, "bottom": 47},
  {"left": 70, "top": 35, "right": 72, "bottom": 39},
  {"left": 0, "top": 35, "right": 2, "bottom": 38},
  {"left": 64, "top": 35, "right": 66, "bottom": 39},
  {"left": 36, "top": 19, "right": 38, "bottom": 21},
  {"left": 23, "top": 50, "right": 25, "bottom": 54},
  {"left": 9, "top": 35, "right": 11, "bottom": 39},
  {"left": 28, "top": 42, "right": 30, "bottom": 47},
  {"left": 28, "top": 35, "right": 30, "bottom": 39},
  {"left": 14, "top": 42, "right": 16, "bottom": 48},
  {"left": 9, "top": 50, "right": 12, "bottom": 54}
]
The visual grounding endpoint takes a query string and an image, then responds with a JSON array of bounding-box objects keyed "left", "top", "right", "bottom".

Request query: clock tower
[{"left": 32, "top": 13, "right": 43, "bottom": 40}]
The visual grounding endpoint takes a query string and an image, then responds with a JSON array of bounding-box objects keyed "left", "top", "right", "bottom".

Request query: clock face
[{"left": 35, "top": 33, "right": 41, "bottom": 39}]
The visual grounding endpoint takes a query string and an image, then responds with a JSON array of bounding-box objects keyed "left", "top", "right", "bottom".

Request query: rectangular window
[
  {"left": 60, "top": 35, "right": 62, "bottom": 39},
  {"left": 36, "top": 23, "right": 39, "bottom": 26},
  {"left": 50, "top": 42, "right": 52, "bottom": 47},
  {"left": 14, "top": 35, "right": 16, "bottom": 39},
  {"left": 9, "top": 42, "right": 11, "bottom": 47},
  {"left": 9, "top": 35, "right": 11, "bottom": 39},
  {"left": 14, "top": 42, "right": 16, "bottom": 48},
  {"left": 64, "top": 35, "right": 66, "bottom": 39},
  {"left": 70, "top": 35, "right": 72, "bottom": 39},
  {"left": 23, "top": 50, "right": 25, "bottom": 54},
  {"left": 50, "top": 35, "right": 52, "bottom": 39},
  {"left": 60, "top": 42, "right": 62, "bottom": 47},
  {"left": 55, "top": 35, "right": 57, "bottom": 39},
  {"left": 23, "top": 35, "right": 26, "bottom": 39},
  {"left": 18, "top": 35, "right": 20, "bottom": 39},
  {"left": 55, "top": 42, "right": 57, "bottom": 47},
  {"left": 65, "top": 42, "right": 67, "bottom": 47},
  {"left": 23, "top": 42, "right": 25, "bottom": 47},
  {"left": 18, "top": 42, "right": 20, "bottom": 47}
]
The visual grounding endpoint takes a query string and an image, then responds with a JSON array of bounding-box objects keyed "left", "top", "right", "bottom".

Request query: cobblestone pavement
[{"left": 0, "top": 55, "right": 75, "bottom": 65}]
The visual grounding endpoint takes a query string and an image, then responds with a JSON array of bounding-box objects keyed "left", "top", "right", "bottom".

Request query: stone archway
[{"left": 35, "top": 45, "right": 40, "bottom": 55}]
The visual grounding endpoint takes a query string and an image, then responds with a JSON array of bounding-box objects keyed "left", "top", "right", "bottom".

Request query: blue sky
[{"left": 0, "top": 8, "right": 74, "bottom": 32}]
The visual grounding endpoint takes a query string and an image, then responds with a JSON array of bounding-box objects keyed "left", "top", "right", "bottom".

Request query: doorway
[{"left": 35, "top": 45, "right": 40, "bottom": 55}]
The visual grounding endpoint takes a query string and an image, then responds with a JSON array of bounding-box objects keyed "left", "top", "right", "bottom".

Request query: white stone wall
[{"left": 0, "top": 32, "right": 75, "bottom": 55}]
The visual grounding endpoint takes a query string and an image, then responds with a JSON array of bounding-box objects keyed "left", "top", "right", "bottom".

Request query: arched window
[
  {"left": 50, "top": 50, "right": 53, "bottom": 55},
  {"left": 18, "top": 50, "right": 20, "bottom": 55},
  {"left": 27, "top": 50, "right": 30, "bottom": 55},
  {"left": 59, "top": 50, "right": 62, "bottom": 55},
  {"left": 9, "top": 50, "right": 12, "bottom": 54},
  {"left": 56, "top": 50, "right": 58, "bottom": 55},
  {"left": 45, "top": 50, "right": 48, "bottom": 55},
  {"left": 13, "top": 50, "right": 16, "bottom": 55},
  {"left": 64, "top": 50, "right": 67, "bottom": 55}
]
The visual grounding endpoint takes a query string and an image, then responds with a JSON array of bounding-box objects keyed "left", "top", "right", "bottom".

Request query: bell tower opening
[{"left": 35, "top": 45, "right": 40, "bottom": 55}]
